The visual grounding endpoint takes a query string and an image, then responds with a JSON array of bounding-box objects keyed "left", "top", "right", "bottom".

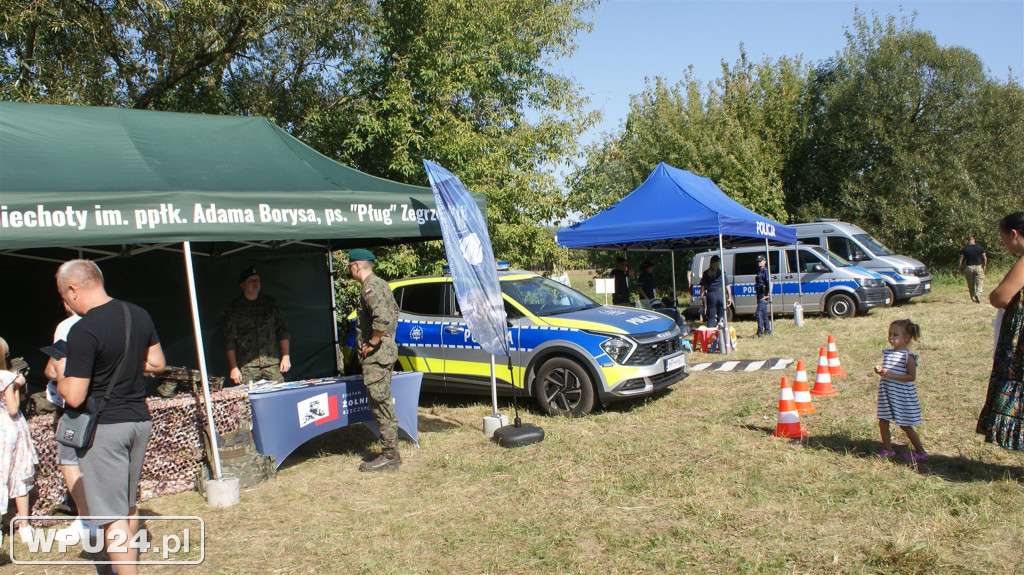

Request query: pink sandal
[
  {"left": 902, "top": 451, "right": 929, "bottom": 463},
  {"left": 875, "top": 449, "right": 896, "bottom": 458}
]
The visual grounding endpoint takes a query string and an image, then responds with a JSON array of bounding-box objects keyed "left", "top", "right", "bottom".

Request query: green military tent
[{"left": 0, "top": 102, "right": 465, "bottom": 385}]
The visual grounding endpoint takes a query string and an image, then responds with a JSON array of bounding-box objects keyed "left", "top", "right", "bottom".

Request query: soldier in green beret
[
  {"left": 349, "top": 248, "right": 402, "bottom": 471},
  {"left": 222, "top": 265, "right": 291, "bottom": 385}
]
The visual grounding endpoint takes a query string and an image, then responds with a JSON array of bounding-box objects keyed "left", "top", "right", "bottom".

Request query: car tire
[
  {"left": 826, "top": 293, "right": 856, "bottom": 319},
  {"left": 884, "top": 285, "right": 895, "bottom": 307},
  {"left": 533, "top": 357, "right": 595, "bottom": 417}
]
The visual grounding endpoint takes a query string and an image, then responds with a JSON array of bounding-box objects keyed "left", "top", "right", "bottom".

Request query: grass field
[{"left": 9, "top": 273, "right": 1024, "bottom": 574}]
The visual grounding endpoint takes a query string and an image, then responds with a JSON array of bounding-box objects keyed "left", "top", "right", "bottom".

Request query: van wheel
[
  {"left": 826, "top": 294, "right": 856, "bottom": 319},
  {"left": 534, "top": 357, "right": 595, "bottom": 417},
  {"left": 884, "top": 285, "right": 895, "bottom": 307}
]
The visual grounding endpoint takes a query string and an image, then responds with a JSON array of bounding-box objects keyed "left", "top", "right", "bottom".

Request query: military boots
[{"left": 359, "top": 450, "right": 401, "bottom": 472}]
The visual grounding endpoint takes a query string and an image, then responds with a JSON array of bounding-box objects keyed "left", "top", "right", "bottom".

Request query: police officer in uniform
[
  {"left": 699, "top": 255, "right": 731, "bottom": 327},
  {"left": 754, "top": 254, "right": 772, "bottom": 337},
  {"left": 349, "top": 249, "right": 402, "bottom": 472},
  {"left": 222, "top": 266, "right": 291, "bottom": 384}
]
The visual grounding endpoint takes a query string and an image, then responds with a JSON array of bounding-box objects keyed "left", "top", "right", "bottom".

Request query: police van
[
  {"left": 346, "top": 268, "right": 688, "bottom": 417},
  {"left": 792, "top": 220, "right": 931, "bottom": 304},
  {"left": 688, "top": 244, "right": 890, "bottom": 320}
]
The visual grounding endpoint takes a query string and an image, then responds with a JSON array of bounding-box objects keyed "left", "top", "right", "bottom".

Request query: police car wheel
[
  {"left": 884, "top": 285, "right": 895, "bottom": 307},
  {"left": 534, "top": 357, "right": 595, "bottom": 417},
  {"left": 826, "top": 294, "right": 856, "bottom": 319}
]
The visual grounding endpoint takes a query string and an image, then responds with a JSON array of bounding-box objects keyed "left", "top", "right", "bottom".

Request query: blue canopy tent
[{"left": 556, "top": 162, "right": 797, "bottom": 351}]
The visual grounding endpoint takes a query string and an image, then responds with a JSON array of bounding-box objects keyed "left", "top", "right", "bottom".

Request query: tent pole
[
  {"left": 183, "top": 241, "right": 223, "bottom": 480},
  {"left": 718, "top": 233, "right": 731, "bottom": 355},
  {"left": 490, "top": 355, "right": 499, "bottom": 418},
  {"left": 670, "top": 250, "right": 677, "bottom": 308},
  {"left": 327, "top": 249, "right": 341, "bottom": 374},
  {"left": 796, "top": 242, "right": 804, "bottom": 297},
  {"left": 765, "top": 239, "right": 774, "bottom": 337}
]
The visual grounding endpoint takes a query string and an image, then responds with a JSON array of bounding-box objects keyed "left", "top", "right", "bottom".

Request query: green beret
[
  {"left": 348, "top": 248, "right": 376, "bottom": 262},
  {"left": 238, "top": 265, "right": 258, "bottom": 283}
]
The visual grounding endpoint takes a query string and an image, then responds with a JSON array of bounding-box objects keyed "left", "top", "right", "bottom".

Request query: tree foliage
[
  {"left": 1, "top": 0, "right": 599, "bottom": 271},
  {"left": 567, "top": 48, "right": 806, "bottom": 225},
  {"left": 569, "top": 9, "right": 1022, "bottom": 268},
  {"left": 788, "top": 10, "right": 1023, "bottom": 265}
]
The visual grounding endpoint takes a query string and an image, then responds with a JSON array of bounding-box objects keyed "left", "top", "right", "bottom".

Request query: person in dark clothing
[
  {"left": 957, "top": 236, "right": 988, "bottom": 303},
  {"left": 699, "top": 255, "right": 732, "bottom": 327},
  {"left": 755, "top": 255, "right": 772, "bottom": 336},
  {"left": 638, "top": 261, "right": 656, "bottom": 308},
  {"left": 611, "top": 257, "right": 632, "bottom": 305}
]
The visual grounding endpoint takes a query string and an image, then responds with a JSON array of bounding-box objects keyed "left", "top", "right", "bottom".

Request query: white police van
[
  {"left": 688, "top": 244, "right": 890, "bottom": 320},
  {"left": 792, "top": 220, "right": 931, "bottom": 304}
]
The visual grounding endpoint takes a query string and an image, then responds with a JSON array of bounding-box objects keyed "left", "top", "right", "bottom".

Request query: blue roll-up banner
[{"left": 423, "top": 160, "right": 510, "bottom": 358}]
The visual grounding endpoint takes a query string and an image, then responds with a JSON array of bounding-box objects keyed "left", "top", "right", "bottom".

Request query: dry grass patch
[{"left": 9, "top": 274, "right": 1024, "bottom": 574}]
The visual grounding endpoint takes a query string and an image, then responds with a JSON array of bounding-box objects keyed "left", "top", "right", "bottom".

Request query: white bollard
[
  {"left": 206, "top": 476, "right": 241, "bottom": 508},
  {"left": 482, "top": 414, "right": 509, "bottom": 438}
]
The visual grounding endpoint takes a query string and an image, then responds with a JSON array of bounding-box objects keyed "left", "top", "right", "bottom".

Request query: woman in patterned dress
[{"left": 977, "top": 212, "right": 1024, "bottom": 451}]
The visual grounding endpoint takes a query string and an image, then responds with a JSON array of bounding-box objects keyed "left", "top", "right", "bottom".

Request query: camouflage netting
[{"left": 28, "top": 387, "right": 248, "bottom": 517}]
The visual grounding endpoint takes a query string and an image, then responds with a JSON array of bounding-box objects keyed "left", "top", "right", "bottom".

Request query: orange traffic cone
[
  {"left": 792, "top": 361, "right": 816, "bottom": 414},
  {"left": 826, "top": 335, "right": 847, "bottom": 377},
  {"left": 773, "top": 376, "right": 808, "bottom": 438},
  {"left": 811, "top": 347, "right": 838, "bottom": 396}
]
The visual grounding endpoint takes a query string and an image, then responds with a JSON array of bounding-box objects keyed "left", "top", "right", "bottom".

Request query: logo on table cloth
[{"left": 297, "top": 393, "right": 338, "bottom": 428}]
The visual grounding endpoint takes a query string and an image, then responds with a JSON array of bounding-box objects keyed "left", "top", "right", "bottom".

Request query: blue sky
[{"left": 556, "top": 0, "right": 1024, "bottom": 147}]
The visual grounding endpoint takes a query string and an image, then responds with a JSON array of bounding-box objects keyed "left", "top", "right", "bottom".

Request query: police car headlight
[
  {"left": 901, "top": 267, "right": 914, "bottom": 275},
  {"left": 600, "top": 337, "right": 633, "bottom": 364}
]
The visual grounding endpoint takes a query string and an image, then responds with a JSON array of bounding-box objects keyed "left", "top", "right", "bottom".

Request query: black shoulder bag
[{"left": 56, "top": 302, "right": 131, "bottom": 449}]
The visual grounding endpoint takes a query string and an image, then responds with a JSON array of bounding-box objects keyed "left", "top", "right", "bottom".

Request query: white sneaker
[
  {"left": 19, "top": 525, "right": 34, "bottom": 543},
  {"left": 55, "top": 519, "right": 84, "bottom": 545},
  {"left": 55, "top": 518, "right": 101, "bottom": 545}
]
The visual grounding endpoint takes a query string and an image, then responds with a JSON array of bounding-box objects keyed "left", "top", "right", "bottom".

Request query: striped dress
[{"left": 877, "top": 349, "right": 921, "bottom": 426}]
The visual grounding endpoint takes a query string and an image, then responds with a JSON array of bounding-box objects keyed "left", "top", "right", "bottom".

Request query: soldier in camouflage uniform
[
  {"left": 349, "top": 248, "right": 402, "bottom": 472},
  {"left": 222, "top": 266, "right": 291, "bottom": 385}
]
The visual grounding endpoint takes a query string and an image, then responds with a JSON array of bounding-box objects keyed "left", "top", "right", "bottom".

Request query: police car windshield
[
  {"left": 808, "top": 246, "right": 853, "bottom": 267},
  {"left": 853, "top": 233, "right": 895, "bottom": 256},
  {"left": 502, "top": 276, "right": 599, "bottom": 316}
]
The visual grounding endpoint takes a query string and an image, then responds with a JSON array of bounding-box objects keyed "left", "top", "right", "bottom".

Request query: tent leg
[
  {"left": 184, "top": 241, "right": 222, "bottom": 480},
  {"left": 327, "top": 249, "right": 341, "bottom": 374},
  {"left": 765, "top": 239, "right": 774, "bottom": 337},
  {"left": 718, "top": 233, "right": 731, "bottom": 355}
]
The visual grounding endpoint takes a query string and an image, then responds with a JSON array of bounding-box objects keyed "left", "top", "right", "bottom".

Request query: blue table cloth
[{"left": 247, "top": 372, "right": 422, "bottom": 467}]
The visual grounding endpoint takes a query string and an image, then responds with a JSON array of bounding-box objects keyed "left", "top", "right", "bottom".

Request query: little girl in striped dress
[{"left": 874, "top": 319, "right": 927, "bottom": 462}]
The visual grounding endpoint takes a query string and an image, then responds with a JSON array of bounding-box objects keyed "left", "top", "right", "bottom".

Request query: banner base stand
[
  {"left": 483, "top": 414, "right": 509, "bottom": 438},
  {"left": 493, "top": 423, "right": 544, "bottom": 448}
]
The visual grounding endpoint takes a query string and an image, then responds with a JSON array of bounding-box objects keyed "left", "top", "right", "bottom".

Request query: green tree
[
  {"left": 787, "top": 9, "right": 1024, "bottom": 266},
  {"left": 568, "top": 49, "right": 806, "bottom": 225},
  {"left": 1, "top": 0, "right": 599, "bottom": 271}
]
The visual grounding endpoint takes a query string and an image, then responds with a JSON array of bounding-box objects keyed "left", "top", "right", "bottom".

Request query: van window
[
  {"left": 734, "top": 251, "right": 781, "bottom": 275},
  {"left": 734, "top": 252, "right": 760, "bottom": 276},
  {"left": 826, "top": 236, "right": 866, "bottom": 261},
  {"left": 800, "top": 236, "right": 821, "bottom": 246},
  {"left": 810, "top": 246, "right": 853, "bottom": 267},
  {"left": 787, "top": 249, "right": 828, "bottom": 273},
  {"left": 398, "top": 282, "right": 445, "bottom": 315},
  {"left": 852, "top": 233, "right": 895, "bottom": 256}
]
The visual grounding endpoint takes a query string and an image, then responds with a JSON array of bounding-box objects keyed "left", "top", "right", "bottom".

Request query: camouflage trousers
[
  {"left": 363, "top": 361, "right": 398, "bottom": 452},
  {"left": 240, "top": 364, "right": 284, "bottom": 384}
]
